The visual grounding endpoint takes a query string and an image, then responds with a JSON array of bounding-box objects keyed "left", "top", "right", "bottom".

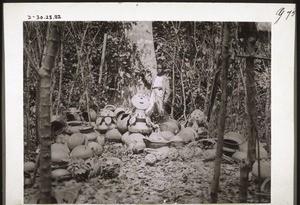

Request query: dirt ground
[{"left": 24, "top": 141, "right": 270, "bottom": 204}]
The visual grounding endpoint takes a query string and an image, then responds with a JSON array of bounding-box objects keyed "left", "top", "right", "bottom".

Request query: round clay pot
[
  {"left": 66, "top": 121, "right": 84, "bottom": 134},
  {"left": 51, "top": 143, "right": 70, "bottom": 163},
  {"left": 178, "top": 127, "right": 197, "bottom": 142},
  {"left": 66, "top": 109, "right": 82, "bottom": 121},
  {"left": 80, "top": 126, "right": 99, "bottom": 141},
  {"left": 70, "top": 145, "right": 93, "bottom": 160},
  {"left": 51, "top": 115, "right": 67, "bottom": 135},
  {"left": 82, "top": 109, "right": 97, "bottom": 122},
  {"left": 160, "top": 121, "right": 179, "bottom": 134},
  {"left": 88, "top": 141, "right": 103, "bottom": 156},
  {"left": 67, "top": 133, "right": 86, "bottom": 150},
  {"left": 106, "top": 128, "right": 122, "bottom": 143},
  {"left": 55, "top": 133, "right": 70, "bottom": 145},
  {"left": 52, "top": 169, "right": 71, "bottom": 181}
]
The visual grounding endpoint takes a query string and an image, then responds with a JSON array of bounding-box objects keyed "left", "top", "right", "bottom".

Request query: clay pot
[
  {"left": 82, "top": 109, "right": 97, "bottom": 122},
  {"left": 116, "top": 113, "right": 130, "bottom": 134},
  {"left": 252, "top": 160, "right": 271, "bottom": 180},
  {"left": 51, "top": 143, "right": 70, "bottom": 163},
  {"left": 96, "top": 107, "right": 116, "bottom": 134},
  {"left": 178, "top": 127, "right": 197, "bottom": 142},
  {"left": 128, "top": 122, "right": 152, "bottom": 135},
  {"left": 55, "top": 133, "right": 70, "bottom": 145},
  {"left": 52, "top": 169, "right": 72, "bottom": 181},
  {"left": 198, "top": 139, "right": 216, "bottom": 149},
  {"left": 67, "top": 133, "right": 86, "bottom": 150},
  {"left": 161, "top": 131, "right": 174, "bottom": 141},
  {"left": 132, "top": 141, "right": 146, "bottom": 154},
  {"left": 66, "top": 107, "right": 81, "bottom": 121},
  {"left": 88, "top": 141, "right": 103, "bottom": 156},
  {"left": 223, "top": 135, "right": 240, "bottom": 156},
  {"left": 70, "top": 145, "right": 93, "bottom": 160},
  {"left": 160, "top": 121, "right": 179, "bottom": 134},
  {"left": 232, "top": 151, "right": 247, "bottom": 161},
  {"left": 106, "top": 128, "right": 122, "bottom": 143},
  {"left": 126, "top": 133, "right": 145, "bottom": 147},
  {"left": 165, "top": 119, "right": 181, "bottom": 131},
  {"left": 121, "top": 131, "right": 131, "bottom": 144},
  {"left": 224, "top": 132, "right": 245, "bottom": 144},
  {"left": 96, "top": 134, "right": 105, "bottom": 147},
  {"left": 66, "top": 121, "right": 84, "bottom": 134},
  {"left": 51, "top": 115, "right": 67, "bottom": 135},
  {"left": 169, "top": 135, "right": 185, "bottom": 147},
  {"left": 79, "top": 126, "right": 99, "bottom": 141},
  {"left": 114, "top": 107, "right": 126, "bottom": 118},
  {"left": 144, "top": 132, "right": 170, "bottom": 149}
]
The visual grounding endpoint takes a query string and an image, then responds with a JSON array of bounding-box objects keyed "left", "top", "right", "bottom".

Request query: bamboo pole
[{"left": 38, "top": 21, "right": 60, "bottom": 204}]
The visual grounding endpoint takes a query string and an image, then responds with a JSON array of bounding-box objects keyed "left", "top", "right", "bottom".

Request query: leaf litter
[{"left": 25, "top": 141, "right": 269, "bottom": 204}]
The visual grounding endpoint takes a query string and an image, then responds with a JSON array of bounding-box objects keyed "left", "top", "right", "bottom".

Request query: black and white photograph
[{"left": 4, "top": 3, "right": 295, "bottom": 205}]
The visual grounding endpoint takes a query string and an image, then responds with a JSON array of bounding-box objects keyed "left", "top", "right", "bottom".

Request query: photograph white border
[{"left": 4, "top": 3, "right": 295, "bottom": 205}]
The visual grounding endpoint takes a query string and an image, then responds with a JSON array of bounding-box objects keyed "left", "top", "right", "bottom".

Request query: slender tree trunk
[
  {"left": 67, "top": 68, "right": 79, "bottom": 107},
  {"left": 56, "top": 43, "right": 63, "bottom": 116},
  {"left": 239, "top": 159, "right": 251, "bottom": 202},
  {"left": 235, "top": 69, "right": 241, "bottom": 130},
  {"left": 98, "top": 33, "right": 107, "bottom": 86},
  {"left": 238, "top": 22, "right": 260, "bottom": 203},
  {"left": 170, "top": 48, "right": 176, "bottom": 118},
  {"left": 38, "top": 22, "right": 60, "bottom": 204},
  {"left": 244, "top": 23, "right": 258, "bottom": 166},
  {"left": 25, "top": 61, "right": 31, "bottom": 155},
  {"left": 206, "top": 65, "right": 221, "bottom": 122},
  {"left": 210, "top": 22, "right": 230, "bottom": 203},
  {"left": 265, "top": 85, "right": 271, "bottom": 153},
  {"left": 36, "top": 77, "right": 41, "bottom": 145},
  {"left": 179, "top": 59, "right": 187, "bottom": 122}
]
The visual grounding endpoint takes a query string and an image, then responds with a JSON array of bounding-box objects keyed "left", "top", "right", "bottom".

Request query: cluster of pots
[{"left": 48, "top": 98, "right": 215, "bottom": 180}]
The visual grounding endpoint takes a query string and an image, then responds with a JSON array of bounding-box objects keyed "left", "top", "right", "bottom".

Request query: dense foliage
[{"left": 23, "top": 21, "right": 271, "bottom": 156}]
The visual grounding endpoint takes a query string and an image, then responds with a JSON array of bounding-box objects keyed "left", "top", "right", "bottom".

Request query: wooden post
[
  {"left": 210, "top": 22, "right": 230, "bottom": 203},
  {"left": 239, "top": 159, "right": 251, "bottom": 202}
]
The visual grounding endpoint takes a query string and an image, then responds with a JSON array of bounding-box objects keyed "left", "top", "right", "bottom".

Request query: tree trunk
[
  {"left": 49, "top": 72, "right": 56, "bottom": 117},
  {"left": 179, "top": 59, "right": 187, "bottom": 122},
  {"left": 25, "top": 61, "right": 31, "bottom": 155},
  {"left": 56, "top": 42, "right": 63, "bottom": 116},
  {"left": 234, "top": 69, "right": 241, "bottom": 130},
  {"left": 239, "top": 159, "right": 251, "bottom": 202},
  {"left": 210, "top": 22, "right": 230, "bottom": 203},
  {"left": 38, "top": 22, "right": 60, "bottom": 204},
  {"left": 244, "top": 22, "right": 258, "bottom": 166},
  {"left": 170, "top": 48, "right": 176, "bottom": 118},
  {"left": 126, "top": 21, "right": 157, "bottom": 84},
  {"left": 98, "top": 33, "right": 107, "bottom": 87},
  {"left": 206, "top": 65, "right": 221, "bottom": 122},
  {"left": 265, "top": 85, "right": 271, "bottom": 153}
]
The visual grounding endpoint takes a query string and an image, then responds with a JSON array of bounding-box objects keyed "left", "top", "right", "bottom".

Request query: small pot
[
  {"left": 79, "top": 126, "right": 99, "bottom": 141},
  {"left": 51, "top": 115, "right": 67, "bottom": 135},
  {"left": 143, "top": 138, "right": 171, "bottom": 149},
  {"left": 223, "top": 139, "right": 240, "bottom": 150}
]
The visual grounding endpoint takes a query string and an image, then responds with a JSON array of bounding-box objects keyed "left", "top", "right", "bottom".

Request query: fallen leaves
[{"left": 24, "top": 141, "right": 270, "bottom": 204}]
